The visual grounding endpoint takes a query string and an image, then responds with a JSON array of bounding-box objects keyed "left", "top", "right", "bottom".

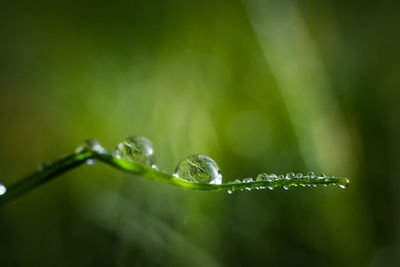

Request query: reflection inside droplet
[
  {"left": 174, "top": 154, "right": 222, "bottom": 184},
  {"left": 116, "top": 136, "right": 155, "bottom": 166}
]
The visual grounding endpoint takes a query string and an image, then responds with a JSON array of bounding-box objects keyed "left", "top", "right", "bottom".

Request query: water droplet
[
  {"left": 243, "top": 177, "right": 254, "bottom": 183},
  {"left": 151, "top": 164, "right": 159, "bottom": 170},
  {"left": 268, "top": 174, "right": 278, "bottom": 182},
  {"left": 268, "top": 186, "right": 274, "bottom": 190},
  {"left": 77, "top": 139, "right": 105, "bottom": 153},
  {"left": 339, "top": 178, "right": 350, "bottom": 188},
  {"left": 37, "top": 160, "right": 52, "bottom": 171},
  {"left": 174, "top": 154, "right": 222, "bottom": 184},
  {"left": 296, "top": 173, "right": 303, "bottom": 179},
  {"left": 278, "top": 175, "right": 285, "bottom": 179},
  {"left": 227, "top": 190, "right": 234, "bottom": 194},
  {"left": 307, "top": 171, "right": 316, "bottom": 178},
  {"left": 116, "top": 136, "right": 155, "bottom": 166},
  {"left": 76, "top": 139, "right": 106, "bottom": 154},
  {"left": 0, "top": 183, "right": 6, "bottom": 196},
  {"left": 86, "top": 159, "right": 97, "bottom": 165},
  {"left": 283, "top": 185, "right": 290, "bottom": 190},
  {"left": 256, "top": 173, "right": 268, "bottom": 181},
  {"left": 234, "top": 179, "right": 242, "bottom": 183},
  {"left": 286, "top": 172, "right": 295, "bottom": 179}
]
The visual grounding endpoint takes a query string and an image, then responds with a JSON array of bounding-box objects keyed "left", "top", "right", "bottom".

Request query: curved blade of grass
[{"left": 0, "top": 145, "right": 350, "bottom": 208}]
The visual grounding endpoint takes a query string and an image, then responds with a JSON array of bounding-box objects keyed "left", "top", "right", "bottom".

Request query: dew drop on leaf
[
  {"left": 75, "top": 139, "right": 106, "bottom": 154},
  {"left": 243, "top": 177, "right": 254, "bottom": 183},
  {"left": 286, "top": 172, "right": 295, "bottom": 179},
  {"left": 116, "top": 136, "right": 155, "bottom": 166},
  {"left": 339, "top": 178, "right": 350, "bottom": 189},
  {"left": 174, "top": 154, "right": 222, "bottom": 184},
  {"left": 268, "top": 174, "right": 278, "bottom": 181},
  {"left": 296, "top": 173, "right": 303, "bottom": 178}
]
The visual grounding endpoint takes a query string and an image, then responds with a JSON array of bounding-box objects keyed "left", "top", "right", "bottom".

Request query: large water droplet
[
  {"left": 116, "top": 136, "right": 155, "bottom": 166},
  {"left": 174, "top": 154, "right": 222, "bottom": 184},
  {"left": 0, "top": 183, "right": 6, "bottom": 196}
]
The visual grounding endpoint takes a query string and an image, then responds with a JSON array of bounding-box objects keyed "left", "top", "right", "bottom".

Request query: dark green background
[{"left": 0, "top": 0, "right": 399, "bottom": 266}]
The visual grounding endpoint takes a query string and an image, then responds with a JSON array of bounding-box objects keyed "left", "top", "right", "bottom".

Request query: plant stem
[
  {"left": 0, "top": 144, "right": 350, "bottom": 208},
  {"left": 0, "top": 151, "right": 92, "bottom": 207}
]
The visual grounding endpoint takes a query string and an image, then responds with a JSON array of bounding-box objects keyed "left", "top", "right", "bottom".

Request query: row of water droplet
[
  {"left": 74, "top": 136, "right": 222, "bottom": 185},
  {"left": 225, "top": 172, "right": 349, "bottom": 194},
  {"left": 33, "top": 135, "right": 349, "bottom": 193}
]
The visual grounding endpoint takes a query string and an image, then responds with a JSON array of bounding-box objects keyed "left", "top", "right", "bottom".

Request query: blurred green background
[{"left": 0, "top": 0, "right": 399, "bottom": 266}]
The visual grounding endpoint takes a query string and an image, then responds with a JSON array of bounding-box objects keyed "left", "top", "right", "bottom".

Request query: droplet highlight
[{"left": 0, "top": 183, "right": 6, "bottom": 196}]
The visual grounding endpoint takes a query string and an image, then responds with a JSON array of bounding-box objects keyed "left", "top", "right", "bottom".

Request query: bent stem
[{"left": 0, "top": 144, "right": 350, "bottom": 208}]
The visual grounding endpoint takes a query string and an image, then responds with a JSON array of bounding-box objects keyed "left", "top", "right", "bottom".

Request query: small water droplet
[
  {"left": 268, "top": 186, "right": 274, "bottom": 190},
  {"left": 116, "top": 136, "right": 155, "bottom": 166},
  {"left": 307, "top": 171, "right": 316, "bottom": 178},
  {"left": 312, "top": 184, "right": 317, "bottom": 187},
  {"left": 256, "top": 173, "right": 267, "bottom": 181},
  {"left": 268, "top": 174, "right": 278, "bottom": 182},
  {"left": 86, "top": 159, "right": 97, "bottom": 165},
  {"left": 227, "top": 190, "right": 234, "bottom": 194},
  {"left": 234, "top": 179, "right": 242, "bottom": 183},
  {"left": 283, "top": 185, "right": 290, "bottom": 190},
  {"left": 0, "top": 183, "right": 6, "bottom": 196},
  {"left": 37, "top": 160, "right": 52, "bottom": 171},
  {"left": 76, "top": 139, "right": 106, "bottom": 154},
  {"left": 243, "top": 177, "right": 254, "bottom": 183},
  {"left": 151, "top": 164, "right": 159, "bottom": 170},
  {"left": 174, "top": 154, "right": 222, "bottom": 184},
  {"left": 286, "top": 172, "right": 295, "bottom": 179},
  {"left": 296, "top": 173, "right": 303, "bottom": 178},
  {"left": 339, "top": 178, "right": 350, "bottom": 188}
]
